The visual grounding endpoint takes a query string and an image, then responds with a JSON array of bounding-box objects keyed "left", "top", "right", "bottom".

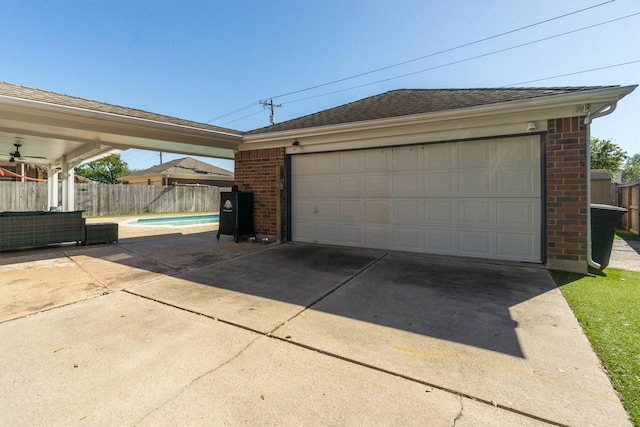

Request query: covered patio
[{"left": 0, "top": 81, "right": 241, "bottom": 210}]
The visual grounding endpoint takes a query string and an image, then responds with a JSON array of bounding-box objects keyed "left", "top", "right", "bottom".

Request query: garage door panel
[
  {"left": 315, "top": 200, "right": 339, "bottom": 219},
  {"left": 425, "top": 228, "right": 457, "bottom": 253},
  {"left": 459, "top": 141, "right": 492, "bottom": 167},
  {"left": 423, "top": 143, "right": 456, "bottom": 169},
  {"left": 291, "top": 155, "right": 317, "bottom": 175},
  {"left": 424, "top": 201, "right": 455, "bottom": 224},
  {"left": 393, "top": 173, "right": 423, "bottom": 196},
  {"left": 292, "top": 176, "right": 316, "bottom": 197},
  {"left": 393, "top": 146, "right": 420, "bottom": 170},
  {"left": 458, "top": 201, "right": 493, "bottom": 225},
  {"left": 339, "top": 151, "right": 362, "bottom": 172},
  {"left": 316, "top": 222, "right": 340, "bottom": 243},
  {"left": 393, "top": 227, "right": 422, "bottom": 250},
  {"left": 339, "top": 175, "right": 363, "bottom": 196},
  {"left": 496, "top": 200, "right": 540, "bottom": 228},
  {"left": 291, "top": 135, "right": 541, "bottom": 263},
  {"left": 459, "top": 230, "right": 493, "bottom": 256},
  {"left": 458, "top": 171, "right": 492, "bottom": 195},
  {"left": 316, "top": 176, "right": 338, "bottom": 196},
  {"left": 365, "top": 225, "right": 391, "bottom": 247},
  {"left": 316, "top": 153, "right": 340, "bottom": 173},
  {"left": 496, "top": 232, "right": 537, "bottom": 261},
  {"left": 497, "top": 137, "right": 539, "bottom": 165},
  {"left": 393, "top": 200, "right": 423, "bottom": 225},
  {"left": 424, "top": 171, "right": 457, "bottom": 194},
  {"left": 292, "top": 199, "right": 316, "bottom": 218},
  {"left": 365, "top": 200, "right": 391, "bottom": 223},
  {"left": 496, "top": 169, "right": 539, "bottom": 195},
  {"left": 339, "top": 200, "right": 362, "bottom": 222},
  {"left": 339, "top": 224, "right": 364, "bottom": 245},
  {"left": 364, "top": 149, "right": 389, "bottom": 170},
  {"left": 365, "top": 174, "right": 391, "bottom": 196},
  {"left": 292, "top": 220, "right": 316, "bottom": 242}
]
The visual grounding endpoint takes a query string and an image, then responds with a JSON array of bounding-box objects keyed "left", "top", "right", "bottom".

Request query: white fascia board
[
  {"left": 241, "top": 85, "right": 637, "bottom": 151},
  {"left": 0, "top": 95, "right": 243, "bottom": 148}
]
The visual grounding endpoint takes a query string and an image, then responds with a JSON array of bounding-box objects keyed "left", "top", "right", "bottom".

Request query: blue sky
[{"left": 1, "top": 0, "right": 638, "bottom": 172}]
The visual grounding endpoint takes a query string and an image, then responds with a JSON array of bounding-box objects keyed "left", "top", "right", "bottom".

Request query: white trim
[{"left": 241, "top": 86, "right": 636, "bottom": 152}]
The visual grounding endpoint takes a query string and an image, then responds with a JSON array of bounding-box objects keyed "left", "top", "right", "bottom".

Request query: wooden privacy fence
[
  {"left": 0, "top": 182, "right": 228, "bottom": 216},
  {"left": 617, "top": 180, "right": 639, "bottom": 235}
]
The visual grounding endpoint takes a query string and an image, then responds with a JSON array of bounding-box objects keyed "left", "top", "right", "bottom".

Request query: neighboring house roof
[
  {"left": 0, "top": 81, "right": 242, "bottom": 136},
  {"left": 120, "top": 157, "right": 233, "bottom": 180},
  {"left": 247, "top": 87, "right": 616, "bottom": 135}
]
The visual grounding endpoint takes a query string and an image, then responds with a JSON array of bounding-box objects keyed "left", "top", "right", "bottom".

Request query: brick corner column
[
  {"left": 545, "top": 116, "right": 589, "bottom": 273},
  {"left": 234, "top": 148, "right": 286, "bottom": 239}
]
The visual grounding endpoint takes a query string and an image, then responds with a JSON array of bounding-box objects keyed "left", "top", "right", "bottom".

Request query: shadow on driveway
[{"left": 128, "top": 242, "right": 555, "bottom": 358}]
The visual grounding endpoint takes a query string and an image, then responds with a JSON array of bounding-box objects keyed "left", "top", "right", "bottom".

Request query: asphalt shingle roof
[
  {"left": 122, "top": 157, "right": 233, "bottom": 178},
  {"left": 3, "top": 82, "right": 617, "bottom": 137},
  {"left": 247, "top": 87, "right": 615, "bottom": 135},
  {"left": 0, "top": 81, "right": 242, "bottom": 136}
]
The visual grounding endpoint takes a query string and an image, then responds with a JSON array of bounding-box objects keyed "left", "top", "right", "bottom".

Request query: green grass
[
  {"left": 616, "top": 229, "right": 640, "bottom": 242},
  {"left": 553, "top": 269, "right": 640, "bottom": 426}
]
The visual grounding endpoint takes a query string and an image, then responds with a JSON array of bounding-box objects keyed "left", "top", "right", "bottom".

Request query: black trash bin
[
  {"left": 590, "top": 203, "right": 627, "bottom": 268},
  {"left": 217, "top": 187, "right": 255, "bottom": 243}
]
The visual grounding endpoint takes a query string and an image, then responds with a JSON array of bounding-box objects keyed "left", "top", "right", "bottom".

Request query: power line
[
  {"left": 504, "top": 60, "right": 640, "bottom": 87},
  {"left": 205, "top": 101, "right": 259, "bottom": 123},
  {"left": 221, "top": 59, "right": 640, "bottom": 127},
  {"left": 207, "top": 1, "right": 616, "bottom": 124},
  {"left": 220, "top": 109, "right": 265, "bottom": 126},
  {"left": 268, "top": 0, "right": 617, "bottom": 101},
  {"left": 281, "top": 14, "right": 639, "bottom": 105}
]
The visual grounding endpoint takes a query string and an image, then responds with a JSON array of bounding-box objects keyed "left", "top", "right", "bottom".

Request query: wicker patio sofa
[{"left": 0, "top": 211, "right": 86, "bottom": 252}]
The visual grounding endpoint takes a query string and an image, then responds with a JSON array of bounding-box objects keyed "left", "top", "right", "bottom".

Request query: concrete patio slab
[
  {"left": 0, "top": 251, "right": 107, "bottom": 322},
  {"left": 137, "top": 335, "right": 548, "bottom": 427},
  {"left": 128, "top": 244, "right": 383, "bottom": 334},
  {"left": 1, "top": 220, "right": 635, "bottom": 426},
  {"left": 0, "top": 291, "right": 260, "bottom": 426},
  {"left": 117, "top": 230, "right": 265, "bottom": 271},
  {"left": 271, "top": 251, "right": 630, "bottom": 427}
]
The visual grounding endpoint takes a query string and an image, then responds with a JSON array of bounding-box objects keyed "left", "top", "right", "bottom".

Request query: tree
[
  {"left": 74, "top": 153, "right": 132, "bottom": 184},
  {"left": 622, "top": 153, "right": 640, "bottom": 183},
  {"left": 590, "top": 138, "right": 627, "bottom": 179}
]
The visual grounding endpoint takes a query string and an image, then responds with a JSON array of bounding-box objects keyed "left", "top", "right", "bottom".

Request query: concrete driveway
[{"left": 0, "top": 224, "right": 632, "bottom": 426}]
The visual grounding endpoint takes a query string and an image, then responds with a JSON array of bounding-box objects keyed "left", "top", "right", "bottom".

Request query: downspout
[{"left": 584, "top": 102, "right": 618, "bottom": 269}]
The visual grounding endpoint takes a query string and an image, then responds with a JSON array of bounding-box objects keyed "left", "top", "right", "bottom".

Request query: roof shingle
[
  {"left": 122, "top": 157, "right": 233, "bottom": 178},
  {"left": 247, "top": 87, "right": 615, "bottom": 134}
]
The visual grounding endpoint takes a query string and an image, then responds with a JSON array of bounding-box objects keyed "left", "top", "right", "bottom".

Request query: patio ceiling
[{"left": 0, "top": 82, "right": 242, "bottom": 168}]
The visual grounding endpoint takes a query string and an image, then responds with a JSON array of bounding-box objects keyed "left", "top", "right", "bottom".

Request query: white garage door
[{"left": 291, "top": 136, "right": 541, "bottom": 262}]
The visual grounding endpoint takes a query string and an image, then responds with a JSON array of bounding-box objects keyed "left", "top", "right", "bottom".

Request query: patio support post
[
  {"left": 47, "top": 165, "right": 59, "bottom": 210},
  {"left": 60, "top": 157, "right": 75, "bottom": 211}
]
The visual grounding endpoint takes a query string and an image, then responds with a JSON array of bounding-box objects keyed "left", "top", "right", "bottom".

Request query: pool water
[{"left": 128, "top": 214, "right": 219, "bottom": 227}]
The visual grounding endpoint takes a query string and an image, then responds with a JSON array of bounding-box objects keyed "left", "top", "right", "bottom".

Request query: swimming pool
[{"left": 126, "top": 214, "right": 219, "bottom": 227}]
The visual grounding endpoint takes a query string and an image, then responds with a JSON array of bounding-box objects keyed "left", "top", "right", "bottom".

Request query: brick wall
[
  {"left": 234, "top": 148, "right": 286, "bottom": 238},
  {"left": 546, "top": 116, "right": 588, "bottom": 271}
]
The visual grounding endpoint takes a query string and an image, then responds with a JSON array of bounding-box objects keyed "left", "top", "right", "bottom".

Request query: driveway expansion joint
[
  {"left": 266, "top": 252, "right": 389, "bottom": 336},
  {"left": 63, "top": 251, "right": 110, "bottom": 291},
  {"left": 123, "top": 260, "right": 570, "bottom": 427}
]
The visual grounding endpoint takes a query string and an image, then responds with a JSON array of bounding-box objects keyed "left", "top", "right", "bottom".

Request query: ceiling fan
[{"left": 3, "top": 138, "right": 47, "bottom": 163}]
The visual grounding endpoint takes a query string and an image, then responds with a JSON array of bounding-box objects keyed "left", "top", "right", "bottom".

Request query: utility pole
[
  {"left": 260, "top": 99, "right": 282, "bottom": 125},
  {"left": 159, "top": 152, "right": 163, "bottom": 165}
]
